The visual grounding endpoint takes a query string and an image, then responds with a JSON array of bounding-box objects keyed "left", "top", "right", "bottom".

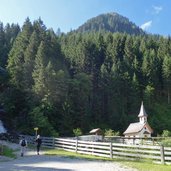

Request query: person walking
[
  {"left": 35, "top": 134, "right": 42, "bottom": 155},
  {"left": 19, "top": 136, "right": 27, "bottom": 157}
]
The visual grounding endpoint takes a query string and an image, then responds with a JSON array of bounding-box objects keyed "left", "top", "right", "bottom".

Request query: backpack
[
  {"left": 36, "top": 138, "right": 42, "bottom": 146},
  {"left": 21, "top": 139, "right": 26, "bottom": 146}
]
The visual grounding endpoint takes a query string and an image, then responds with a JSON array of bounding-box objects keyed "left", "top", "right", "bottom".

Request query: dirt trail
[{"left": 0, "top": 140, "right": 137, "bottom": 171}]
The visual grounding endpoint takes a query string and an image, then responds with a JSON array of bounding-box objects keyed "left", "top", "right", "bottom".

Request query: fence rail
[
  {"left": 25, "top": 135, "right": 171, "bottom": 164},
  {"left": 104, "top": 136, "right": 164, "bottom": 146}
]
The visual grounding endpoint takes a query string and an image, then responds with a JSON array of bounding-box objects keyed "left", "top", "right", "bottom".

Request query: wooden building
[
  {"left": 89, "top": 128, "right": 103, "bottom": 135},
  {"left": 123, "top": 102, "right": 153, "bottom": 138}
]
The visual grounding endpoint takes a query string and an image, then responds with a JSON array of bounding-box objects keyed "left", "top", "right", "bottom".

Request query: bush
[
  {"left": 161, "top": 138, "right": 171, "bottom": 147},
  {"left": 73, "top": 128, "right": 82, "bottom": 137},
  {"left": 104, "top": 129, "right": 120, "bottom": 136},
  {"left": 161, "top": 130, "right": 171, "bottom": 137}
]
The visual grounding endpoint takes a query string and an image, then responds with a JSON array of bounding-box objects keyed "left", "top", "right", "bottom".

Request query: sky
[{"left": 0, "top": 0, "right": 170, "bottom": 36}]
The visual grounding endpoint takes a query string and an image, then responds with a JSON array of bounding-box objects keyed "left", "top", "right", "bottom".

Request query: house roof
[
  {"left": 138, "top": 101, "right": 148, "bottom": 117},
  {"left": 123, "top": 122, "right": 153, "bottom": 135},
  {"left": 89, "top": 128, "right": 102, "bottom": 134}
]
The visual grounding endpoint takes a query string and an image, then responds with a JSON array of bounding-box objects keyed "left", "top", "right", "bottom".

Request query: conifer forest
[{"left": 1, "top": 15, "right": 171, "bottom": 136}]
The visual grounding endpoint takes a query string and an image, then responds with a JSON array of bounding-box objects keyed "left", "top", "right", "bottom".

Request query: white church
[{"left": 123, "top": 102, "right": 153, "bottom": 138}]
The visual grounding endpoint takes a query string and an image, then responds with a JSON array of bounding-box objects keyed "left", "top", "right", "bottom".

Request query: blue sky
[{"left": 0, "top": 0, "right": 170, "bottom": 36}]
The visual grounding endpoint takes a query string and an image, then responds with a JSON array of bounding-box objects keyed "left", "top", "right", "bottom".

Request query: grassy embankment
[
  {"left": 1, "top": 145, "right": 16, "bottom": 158},
  {"left": 44, "top": 148, "right": 171, "bottom": 171}
]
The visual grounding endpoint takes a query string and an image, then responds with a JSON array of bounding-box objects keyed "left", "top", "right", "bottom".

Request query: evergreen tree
[
  {"left": 23, "top": 31, "right": 40, "bottom": 89},
  {"left": 0, "top": 22, "right": 5, "bottom": 67},
  {"left": 7, "top": 18, "right": 33, "bottom": 88},
  {"left": 163, "top": 55, "right": 171, "bottom": 104},
  {"left": 32, "top": 41, "right": 47, "bottom": 97}
]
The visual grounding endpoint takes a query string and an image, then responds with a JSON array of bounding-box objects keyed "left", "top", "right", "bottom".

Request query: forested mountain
[
  {"left": 75, "top": 12, "right": 144, "bottom": 35},
  {"left": 0, "top": 15, "right": 171, "bottom": 137},
  {"left": 0, "top": 22, "right": 20, "bottom": 68}
]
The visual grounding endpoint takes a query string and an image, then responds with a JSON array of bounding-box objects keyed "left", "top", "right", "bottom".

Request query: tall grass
[{"left": 1, "top": 145, "right": 16, "bottom": 158}]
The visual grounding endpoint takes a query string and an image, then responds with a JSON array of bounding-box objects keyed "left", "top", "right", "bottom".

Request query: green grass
[
  {"left": 44, "top": 148, "right": 111, "bottom": 160},
  {"left": 1, "top": 145, "right": 16, "bottom": 158},
  {"left": 125, "top": 161, "right": 171, "bottom": 171},
  {"left": 44, "top": 148, "right": 171, "bottom": 171}
]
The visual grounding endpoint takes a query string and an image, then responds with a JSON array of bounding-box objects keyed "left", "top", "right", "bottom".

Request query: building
[
  {"left": 123, "top": 102, "right": 153, "bottom": 138},
  {"left": 88, "top": 128, "right": 103, "bottom": 141},
  {"left": 89, "top": 128, "right": 103, "bottom": 135}
]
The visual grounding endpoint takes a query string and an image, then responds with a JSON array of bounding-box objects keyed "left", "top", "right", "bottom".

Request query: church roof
[
  {"left": 138, "top": 101, "right": 148, "bottom": 117},
  {"left": 123, "top": 122, "right": 153, "bottom": 135},
  {"left": 123, "top": 122, "right": 144, "bottom": 134}
]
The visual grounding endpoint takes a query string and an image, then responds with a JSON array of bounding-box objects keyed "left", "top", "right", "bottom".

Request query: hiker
[
  {"left": 35, "top": 134, "right": 42, "bottom": 155},
  {"left": 19, "top": 136, "right": 27, "bottom": 157}
]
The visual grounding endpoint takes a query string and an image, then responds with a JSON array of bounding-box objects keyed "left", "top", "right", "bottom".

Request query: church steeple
[{"left": 138, "top": 101, "right": 148, "bottom": 124}]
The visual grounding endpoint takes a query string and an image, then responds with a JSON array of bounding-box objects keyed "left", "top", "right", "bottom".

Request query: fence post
[
  {"left": 141, "top": 138, "right": 143, "bottom": 145},
  {"left": 110, "top": 142, "right": 113, "bottom": 159},
  {"left": 52, "top": 137, "right": 55, "bottom": 148},
  {"left": 122, "top": 138, "right": 124, "bottom": 144},
  {"left": 133, "top": 138, "right": 135, "bottom": 145},
  {"left": 152, "top": 138, "right": 154, "bottom": 145},
  {"left": 160, "top": 145, "right": 165, "bottom": 164},
  {"left": 75, "top": 137, "right": 78, "bottom": 153}
]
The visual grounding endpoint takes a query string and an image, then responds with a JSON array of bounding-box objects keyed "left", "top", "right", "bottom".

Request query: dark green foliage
[
  {"left": 149, "top": 103, "right": 171, "bottom": 135},
  {"left": 7, "top": 18, "right": 33, "bottom": 88},
  {"left": 1, "top": 16, "right": 171, "bottom": 137},
  {"left": 163, "top": 55, "right": 171, "bottom": 104},
  {"left": 28, "top": 106, "right": 57, "bottom": 136},
  {"left": 73, "top": 128, "right": 82, "bottom": 136},
  {"left": 60, "top": 31, "right": 171, "bottom": 135},
  {"left": 161, "top": 130, "right": 171, "bottom": 137},
  {"left": 0, "top": 22, "right": 20, "bottom": 67}
]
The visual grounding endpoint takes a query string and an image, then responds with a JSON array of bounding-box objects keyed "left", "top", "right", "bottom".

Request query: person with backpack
[
  {"left": 19, "top": 136, "right": 27, "bottom": 157},
  {"left": 35, "top": 134, "right": 42, "bottom": 155}
]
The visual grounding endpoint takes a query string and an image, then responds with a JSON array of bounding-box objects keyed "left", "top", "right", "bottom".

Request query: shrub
[
  {"left": 104, "top": 129, "right": 120, "bottom": 136},
  {"left": 161, "top": 130, "right": 171, "bottom": 137},
  {"left": 161, "top": 138, "right": 171, "bottom": 147},
  {"left": 73, "top": 128, "right": 82, "bottom": 137}
]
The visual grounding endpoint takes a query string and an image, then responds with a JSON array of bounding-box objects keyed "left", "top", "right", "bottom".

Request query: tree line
[{"left": 0, "top": 18, "right": 171, "bottom": 136}]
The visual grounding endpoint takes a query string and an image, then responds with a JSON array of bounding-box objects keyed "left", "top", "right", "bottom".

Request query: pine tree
[
  {"left": 0, "top": 22, "right": 5, "bottom": 67},
  {"left": 7, "top": 18, "right": 33, "bottom": 88},
  {"left": 163, "top": 55, "right": 171, "bottom": 104},
  {"left": 32, "top": 41, "right": 47, "bottom": 97},
  {"left": 23, "top": 31, "right": 40, "bottom": 89}
]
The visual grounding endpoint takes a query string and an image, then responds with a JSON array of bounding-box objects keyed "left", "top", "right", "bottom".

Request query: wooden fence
[
  {"left": 104, "top": 136, "right": 163, "bottom": 146},
  {"left": 25, "top": 135, "right": 171, "bottom": 164}
]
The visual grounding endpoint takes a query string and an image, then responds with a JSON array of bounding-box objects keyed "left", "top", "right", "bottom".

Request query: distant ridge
[{"left": 75, "top": 12, "right": 144, "bottom": 35}]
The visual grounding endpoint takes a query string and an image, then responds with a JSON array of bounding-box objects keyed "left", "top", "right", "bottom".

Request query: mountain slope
[{"left": 75, "top": 12, "right": 144, "bottom": 35}]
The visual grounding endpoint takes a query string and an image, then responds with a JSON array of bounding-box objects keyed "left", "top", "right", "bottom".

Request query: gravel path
[{"left": 0, "top": 141, "right": 137, "bottom": 171}]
